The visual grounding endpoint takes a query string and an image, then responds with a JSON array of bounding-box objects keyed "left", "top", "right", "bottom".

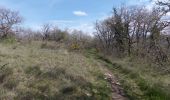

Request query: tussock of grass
[
  {"left": 3, "top": 76, "right": 19, "bottom": 89},
  {"left": 0, "top": 64, "right": 13, "bottom": 83}
]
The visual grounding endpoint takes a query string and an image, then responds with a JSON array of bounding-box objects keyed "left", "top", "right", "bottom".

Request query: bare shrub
[{"left": 68, "top": 30, "right": 93, "bottom": 51}]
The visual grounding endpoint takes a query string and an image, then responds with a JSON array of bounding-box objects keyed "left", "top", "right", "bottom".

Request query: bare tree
[
  {"left": 0, "top": 7, "right": 22, "bottom": 38},
  {"left": 95, "top": 5, "right": 170, "bottom": 64},
  {"left": 42, "top": 23, "right": 52, "bottom": 40},
  {"left": 50, "top": 26, "right": 67, "bottom": 42},
  {"left": 95, "top": 19, "right": 114, "bottom": 53},
  {"left": 95, "top": 6, "right": 136, "bottom": 56}
]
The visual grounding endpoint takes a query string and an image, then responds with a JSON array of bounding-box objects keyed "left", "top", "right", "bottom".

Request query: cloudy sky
[{"left": 0, "top": 0, "right": 154, "bottom": 34}]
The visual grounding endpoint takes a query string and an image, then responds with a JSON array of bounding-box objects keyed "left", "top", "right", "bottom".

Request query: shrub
[
  {"left": 67, "top": 30, "right": 93, "bottom": 51},
  {"left": 70, "top": 43, "right": 80, "bottom": 50}
]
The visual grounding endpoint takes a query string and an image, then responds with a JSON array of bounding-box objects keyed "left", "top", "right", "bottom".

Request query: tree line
[
  {"left": 0, "top": 1, "right": 170, "bottom": 67},
  {"left": 95, "top": 1, "right": 170, "bottom": 66}
]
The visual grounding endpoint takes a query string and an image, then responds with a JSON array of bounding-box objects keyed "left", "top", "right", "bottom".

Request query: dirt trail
[
  {"left": 86, "top": 50, "right": 128, "bottom": 100},
  {"left": 104, "top": 71, "right": 128, "bottom": 100}
]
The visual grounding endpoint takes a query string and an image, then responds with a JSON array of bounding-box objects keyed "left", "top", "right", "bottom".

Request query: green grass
[
  {"left": 0, "top": 41, "right": 112, "bottom": 100},
  {"left": 86, "top": 49, "right": 170, "bottom": 100}
]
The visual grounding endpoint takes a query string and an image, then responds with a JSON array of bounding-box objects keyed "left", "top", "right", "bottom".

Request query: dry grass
[{"left": 0, "top": 41, "right": 111, "bottom": 100}]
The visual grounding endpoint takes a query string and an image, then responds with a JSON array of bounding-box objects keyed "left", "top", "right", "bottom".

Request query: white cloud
[{"left": 73, "top": 11, "right": 88, "bottom": 16}]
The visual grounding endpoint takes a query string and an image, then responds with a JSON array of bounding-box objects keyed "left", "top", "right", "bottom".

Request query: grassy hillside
[{"left": 0, "top": 41, "right": 112, "bottom": 100}]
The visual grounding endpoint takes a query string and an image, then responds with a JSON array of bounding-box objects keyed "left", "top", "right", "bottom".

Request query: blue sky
[{"left": 0, "top": 0, "right": 152, "bottom": 33}]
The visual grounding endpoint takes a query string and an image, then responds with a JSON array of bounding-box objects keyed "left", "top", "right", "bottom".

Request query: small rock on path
[{"left": 104, "top": 72, "right": 129, "bottom": 100}]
